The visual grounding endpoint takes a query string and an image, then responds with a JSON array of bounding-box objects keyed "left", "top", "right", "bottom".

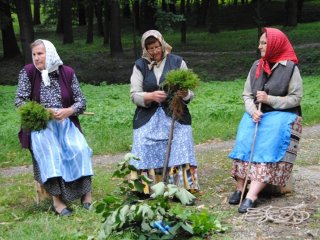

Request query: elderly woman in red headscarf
[{"left": 228, "top": 28, "right": 303, "bottom": 213}]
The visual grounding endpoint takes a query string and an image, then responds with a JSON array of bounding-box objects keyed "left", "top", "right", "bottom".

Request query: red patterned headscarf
[{"left": 255, "top": 28, "right": 298, "bottom": 79}]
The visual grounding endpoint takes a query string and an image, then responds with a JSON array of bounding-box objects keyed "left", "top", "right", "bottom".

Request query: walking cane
[
  {"left": 162, "top": 116, "right": 175, "bottom": 184},
  {"left": 239, "top": 102, "right": 262, "bottom": 205}
]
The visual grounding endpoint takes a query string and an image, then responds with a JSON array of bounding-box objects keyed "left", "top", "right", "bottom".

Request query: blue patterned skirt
[{"left": 130, "top": 107, "right": 199, "bottom": 192}]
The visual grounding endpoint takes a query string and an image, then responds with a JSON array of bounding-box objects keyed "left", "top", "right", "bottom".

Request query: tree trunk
[
  {"left": 33, "top": 0, "right": 41, "bottom": 25},
  {"left": 297, "top": 0, "right": 304, "bottom": 21},
  {"left": 140, "top": 0, "right": 157, "bottom": 33},
  {"left": 122, "top": 1, "right": 131, "bottom": 18},
  {"left": 86, "top": 0, "right": 94, "bottom": 43},
  {"left": 168, "top": 0, "right": 176, "bottom": 13},
  {"left": 180, "top": 0, "right": 186, "bottom": 44},
  {"left": 161, "top": 0, "right": 168, "bottom": 11},
  {"left": 56, "top": 0, "right": 64, "bottom": 34},
  {"left": 208, "top": 0, "right": 219, "bottom": 33},
  {"left": 195, "top": 0, "right": 209, "bottom": 27},
  {"left": 131, "top": 0, "right": 139, "bottom": 59},
  {"left": 78, "top": 0, "right": 86, "bottom": 25},
  {"left": 0, "top": 0, "right": 21, "bottom": 59},
  {"left": 14, "top": 0, "right": 34, "bottom": 64},
  {"left": 95, "top": 1, "right": 104, "bottom": 36},
  {"left": 133, "top": 0, "right": 140, "bottom": 30},
  {"left": 186, "top": 0, "right": 191, "bottom": 16},
  {"left": 285, "top": 0, "right": 298, "bottom": 26},
  {"left": 62, "top": 0, "right": 74, "bottom": 43},
  {"left": 110, "top": 0, "right": 123, "bottom": 56},
  {"left": 103, "top": 0, "right": 110, "bottom": 45}
]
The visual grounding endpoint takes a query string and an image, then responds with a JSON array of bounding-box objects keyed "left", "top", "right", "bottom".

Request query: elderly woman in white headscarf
[
  {"left": 15, "top": 39, "right": 93, "bottom": 216},
  {"left": 129, "top": 30, "right": 200, "bottom": 194}
]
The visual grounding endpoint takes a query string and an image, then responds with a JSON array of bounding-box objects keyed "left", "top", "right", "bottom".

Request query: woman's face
[
  {"left": 146, "top": 40, "right": 163, "bottom": 62},
  {"left": 258, "top": 33, "right": 267, "bottom": 58},
  {"left": 32, "top": 44, "right": 46, "bottom": 70}
]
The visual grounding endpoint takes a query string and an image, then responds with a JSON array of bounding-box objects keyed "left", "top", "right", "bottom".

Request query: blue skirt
[
  {"left": 229, "top": 111, "right": 297, "bottom": 163},
  {"left": 130, "top": 107, "right": 197, "bottom": 169},
  {"left": 31, "top": 118, "right": 93, "bottom": 183}
]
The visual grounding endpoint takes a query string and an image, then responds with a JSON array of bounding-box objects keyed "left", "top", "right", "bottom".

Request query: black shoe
[
  {"left": 238, "top": 198, "right": 257, "bottom": 213},
  {"left": 52, "top": 206, "right": 72, "bottom": 217},
  {"left": 228, "top": 190, "right": 242, "bottom": 205},
  {"left": 82, "top": 202, "right": 91, "bottom": 210}
]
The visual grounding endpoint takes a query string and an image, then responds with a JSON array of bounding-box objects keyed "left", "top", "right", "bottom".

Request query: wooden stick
[
  {"left": 82, "top": 112, "right": 95, "bottom": 115},
  {"left": 162, "top": 116, "right": 175, "bottom": 184},
  {"left": 239, "top": 103, "right": 261, "bottom": 205}
]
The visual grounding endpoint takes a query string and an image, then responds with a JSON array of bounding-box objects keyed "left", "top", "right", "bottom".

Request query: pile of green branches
[{"left": 96, "top": 153, "right": 226, "bottom": 239}]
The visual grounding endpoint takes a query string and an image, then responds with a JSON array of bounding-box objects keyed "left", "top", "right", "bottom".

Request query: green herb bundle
[
  {"left": 18, "top": 101, "right": 53, "bottom": 131},
  {"left": 163, "top": 69, "right": 200, "bottom": 119}
]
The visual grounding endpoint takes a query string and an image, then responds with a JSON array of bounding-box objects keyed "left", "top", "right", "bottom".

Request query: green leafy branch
[
  {"left": 18, "top": 101, "right": 53, "bottom": 131},
  {"left": 95, "top": 153, "right": 226, "bottom": 239},
  {"left": 161, "top": 69, "right": 200, "bottom": 120}
]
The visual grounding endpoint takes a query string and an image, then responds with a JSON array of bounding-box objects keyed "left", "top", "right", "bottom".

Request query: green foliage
[
  {"left": 155, "top": 10, "right": 185, "bottom": 33},
  {"left": 96, "top": 154, "right": 226, "bottom": 239},
  {"left": 18, "top": 101, "right": 53, "bottom": 131},
  {"left": 163, "top": 69, "right": 200, "bottom": 92},
  {"left": 161, "top": 69, "right": 201, "bottom": 119}
]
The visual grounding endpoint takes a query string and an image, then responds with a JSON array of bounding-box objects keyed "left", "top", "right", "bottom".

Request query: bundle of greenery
[
  {"left": 18, "top": 101, "right": 53, "bottom": 131},
  {"left": 162, "top": 69, "right": 200, "bottom": 120}
]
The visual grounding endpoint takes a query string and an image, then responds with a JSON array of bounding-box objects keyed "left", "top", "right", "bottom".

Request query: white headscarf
[
  {"left": 141, "top": 30, "right": 172, "bottom": 70},
  {"left": 32, "top": 39, "right": 63, "bottom": 86}
]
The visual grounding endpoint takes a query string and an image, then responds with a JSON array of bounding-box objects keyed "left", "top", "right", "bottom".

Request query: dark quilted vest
[
  {"left": 132, "top": 54, "right": 191, "bottom": 129},
  {"left": 249, "top": 60, "right": 301, "bottom": 115}
]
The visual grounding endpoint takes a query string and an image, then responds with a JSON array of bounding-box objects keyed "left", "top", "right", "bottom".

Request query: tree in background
[
  {"left": 285, "top": 0, "right": 298, "bottom": 26},
  {"left": 103, "top": 0, "right": 110, "bottom": 45},
  {"left": 110, "top": 0, "right": 123, "bottom": 56},
  {"left": 0, "top": 0, "right": 21, "bottom": 59},
  {"left": 14, "top": 0, "right": 34, "bottom": 64},
  {"left": 33, "top": 0, "right": 41, "bottom": 25},
  {"left": 62, "top": 0, "right": 74, "bottom": 43},
  {"left": 86, "top": 0, "right": 94, "bottom": 43},
  {"left": 78, "top": 0, "right": 86, "bottom": 25},
  {"left": 208, "top": 0, "right": 219, "bottom": 33}
]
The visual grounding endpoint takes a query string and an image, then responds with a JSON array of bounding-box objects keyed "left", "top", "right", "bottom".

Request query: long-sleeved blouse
[{"left": 15, "top": 68, "right": 86, "bottom": 115}]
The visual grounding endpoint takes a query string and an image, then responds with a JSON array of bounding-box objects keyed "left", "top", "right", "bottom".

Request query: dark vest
[
  {"left": 18, "top": 64, "right": 81, "bottom": 148},
  {"left": 249, "top": 60, "right": 301, "bottom": 115},
  {"left": 133, "top": 54, "right": 191, "bottom": 129}
]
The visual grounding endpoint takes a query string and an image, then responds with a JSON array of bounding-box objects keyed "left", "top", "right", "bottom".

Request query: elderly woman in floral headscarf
[
  {"left": 129, "top": 30, "right": 200, "bottom": 194},
  {"left": 15, "top": 39, "right": 93, "bottom": 216},
  {"left": 228, "top": 28, "right": 303, "bottom": 213}
]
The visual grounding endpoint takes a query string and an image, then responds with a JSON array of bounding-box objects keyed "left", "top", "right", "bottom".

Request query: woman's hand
[
  {"left": 51, "top": 107, "right": 74, "bottom": 121},
  {"left": 252, "top": 110, "right": 263, "bottom": 123},
  {"left": 145, "top": 90, "right": 167, "bottom": 104},
  {"left": 256, "top": 90, "right": 268, "bottom": 104}
]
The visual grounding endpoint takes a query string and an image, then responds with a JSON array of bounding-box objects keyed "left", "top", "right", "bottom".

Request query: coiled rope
[{"left": 243, "top": 203, "right": 310, "bottom": 225}]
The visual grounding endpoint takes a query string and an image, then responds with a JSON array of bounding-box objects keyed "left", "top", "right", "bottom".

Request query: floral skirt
[{"left": 231, "top": 160, "right": 293, "bottom": 187}]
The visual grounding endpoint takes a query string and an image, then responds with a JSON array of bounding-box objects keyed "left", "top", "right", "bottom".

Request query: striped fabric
[{"left": 31, "top": 118, "right": 93, "bottom": 183}]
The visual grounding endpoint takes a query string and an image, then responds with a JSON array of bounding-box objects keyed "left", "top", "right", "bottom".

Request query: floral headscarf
[
  {"left": 255, "top": 28, "right": 298, "bottom": 79},
  {"left": 141, "top": 30, "right": 172, "bottom": 69},
  {"left": 32, "top": 39, "right": 63, "bottom": 86}
]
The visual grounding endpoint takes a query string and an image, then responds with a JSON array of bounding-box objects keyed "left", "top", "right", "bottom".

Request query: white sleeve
[{"left": 130, "top": 65, "right": 148, "bottom": 107}]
